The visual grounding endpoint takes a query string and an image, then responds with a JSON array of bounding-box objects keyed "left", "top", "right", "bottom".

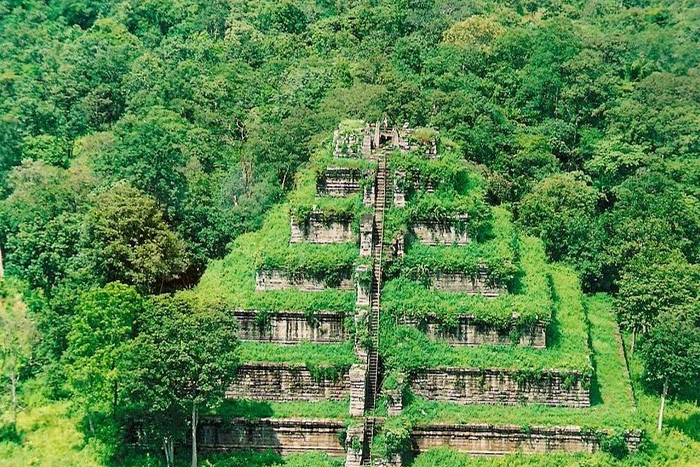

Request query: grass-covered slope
[
  {"left": 383, "top": 210, "right": 551, "bottom": 331},
  {"left": 193, "top": 138, "right": 365, "bottom": 376},
  {"left": 195, "top": 139, "right": 375, "bottom": 314},
  {"left": 396, "top": 295, "right": 633, "bottom": 428},
  {"left": 195, "top": 204, "right": 358, "bottom": 314},
  {"left": 379, "top": 263, "right": 591, "bottom": 375}
]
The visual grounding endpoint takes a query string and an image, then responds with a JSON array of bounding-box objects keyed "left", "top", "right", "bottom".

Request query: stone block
[
  {"left": 232, "top": 310, "right": 348, "bottom": 344},
  {"left": 411, "top": 217, "right": 470, "bottom": 246},
  {"left": 403, "top": 315, "right": 546, "bottom": 348},
  {"left": 409, "top": 368, "right": 590, "bottom": 408},
  {"left": 226, "top": 363, "right": 350, "bottom": 402},
  {"left": 256, "top": 270, "right": 354, "bottom": 292},
  {"left": 198, "top": 418, "right": 346, "bottom": 457},
  {"left": 290, "top": 213, "right": 356, "bottom": 244}
]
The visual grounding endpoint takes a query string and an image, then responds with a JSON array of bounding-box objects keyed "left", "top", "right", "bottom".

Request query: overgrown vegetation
[
  {"left": 379, "top": 264, "right": 590, "bottom": 375},
  {"left": 238, "top": 341, "right": 359, "bottom": 381},
  {"left": 0, "top": 0, "right": 698, "bottom": 466}
]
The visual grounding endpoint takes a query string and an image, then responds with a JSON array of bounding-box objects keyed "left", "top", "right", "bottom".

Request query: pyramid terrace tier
[
  {"left": 255, "top": 269, "right": 354, "bottom": 291},
  {"left": 289, "top": 211, "right": 356, "bottom": 244},
  {"left": 198, "top": 418, "right": 348, "bottom": 457},
  {"left": 410, "top": 215, "right": 471, "bottom": 246},
  {"left": 408, "top": 367, "right": 590, "bottom": 408},
  {"left": 399, "top": 313, "right": 547, "bottom": 348},
  {"left": 232, "top": 310, "right": 349, "bottom": 344},
  {"left": 195, "top": 418, "right": 641, "bottom": 458},
  {"left": 226, "top": 362, "right": 364, "bottom": 403},
  {"left": 315, "top": 167, "right": 371, "bottom": 197}
]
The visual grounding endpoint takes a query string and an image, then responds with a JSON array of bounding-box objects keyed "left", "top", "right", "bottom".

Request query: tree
[
  {"left": 95, "top": 107, "right": 189, "bottom": 217},
  {"left": 615, "top": 250, "right": 700, "bottom": 354},
  {"left": 495, "top": 132, "right": 561, "bottom": 201},
  {"left": 0, "top": 280, "right": 37, "bottom": 430},
  {"left": 518, "top": 171, "right": 599, "bottom": 261},
  {"left": 82, "top": 183, "right": 189, "bottom": 292},
  {"left": 64, "top": 282, "right": 142, "bottom": 434},
  {"left": 640, "top": 304, "right": 700, "bottom": 432},
  {"left": 126, "top": 295, "right": 238, "bottom": 467}
]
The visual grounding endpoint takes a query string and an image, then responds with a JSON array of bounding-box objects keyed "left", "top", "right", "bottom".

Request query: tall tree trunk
[
  {"left": 658, "top": 378, "right": 668, "bottom": 433},
  {"left": 163, "top": 436, "right": 174, "bottom": 467},
  {"left": 87, "top": 413, "right": 95, "bottom": 435},
  {"left": 0, "top": 245, "right": 4, "bottom": 277},
  {"left": 631, "top": 328, "right": 636, "bottom": 356},
  {"left": 191, "top": 402, "right": 198, "bottom": 467}
]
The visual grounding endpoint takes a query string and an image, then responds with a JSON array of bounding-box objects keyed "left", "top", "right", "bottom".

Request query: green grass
[
  {"left": 287, "top": 160, "right": 368, "bottom": 226},
  {"left": 404, "top": 296, "right": 700, "bottom": 466},
  {"left": 379, "top": 263, "right": 590, "bottom": 375},
  {"left": 0, "top": 400, "right": 104, "bottom": 467},
  {"left": 238, "top": 341, "right": 359, "bottom": 371},
  {"left": 193, "top": 204, "right": 357, "bottom": 314},
  {"left": 395, "top": 295, "right": 634, "bottom": 428},
  {"left": 382, "top": 232, "right": 551, "bottom": 331},
  {"left": 202, "top": 451, "right": 344, "bottom": 467},
  {"left": 388, "top": 206, "right": 518, "bottom": 284}
]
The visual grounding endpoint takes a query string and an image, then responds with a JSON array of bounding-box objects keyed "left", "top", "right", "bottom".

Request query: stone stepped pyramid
[{"left": 196, "top": 120, "right": 640, "bottom": 466}]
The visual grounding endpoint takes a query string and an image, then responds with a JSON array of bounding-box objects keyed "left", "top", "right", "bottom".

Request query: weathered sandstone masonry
[
  {"left": 409, "top": 424, "right": 642, "bottom": 456},
  {"left": 255, "top": 270, "right": 354, "bottom": 291},
  {"left": 432, "top": 270, "right": 507, "bottom": 297},
  {"left": 198, "top": 418, "right": 347, "bottom": 457},
  {"left": 409, "top": 368, "right": 590, "bottom": 408},
  {"left": 226, "top": 363, "right": 350, "bottom": 402},
  {"left": 195, "top": 420, "right": 640, "bottom": 459},
  {"left": 403, "top": 315, "right": 546, "bottom": 348},
  {"left": 411, "top": 217, "right": 470, "bottom": 246},
  {"left": 316, "top": 167, "right": 365, "bottom": 197},
  {"left": 232, "top": 310, "right": 347, "bottom": 344},
  {"left": 290, "top": 213, "right": 355, "bottom": 244}
]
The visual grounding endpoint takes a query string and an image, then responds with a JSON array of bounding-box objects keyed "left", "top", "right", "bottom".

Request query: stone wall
[
  {"left": 432, "top": 270, "right": 506, "bottom": 297},
  {"left": 290, "top": 214, "right": 356, "bottom": 244},
  {"left": 197, "top": 418, "right": 641, "bottom": 459},
  {"left": 256, "top": 270, "right": 354, "bottom": 292},
  {"left": 226, "top": 363, "right": 349, "bottom": 402},
  {"left": 411, "top": 218, "right": 470, "bottom": 246},
  {"left": 232, "top": 310, "right": 347, "bottom": 344},
  {"left": 409, "top": 424, "right": 642, "bottom": 456},
  {"left": 409, "top": 368, "right": 590, "bottom": 408},
  {"left": 316, "top": 167, "right": 364, "bottom": 197},
  {"left": 198, "top": 418, "right": 346, "bottom": 457},
  {"left": 359, "top": 214, "right": 373, "bottom": 257},
  {"left": 349, "top": 365, "right": 367, "bottom": 417},
  {"left": 403, "top": 315, "right": 546, "bottom": 348}
]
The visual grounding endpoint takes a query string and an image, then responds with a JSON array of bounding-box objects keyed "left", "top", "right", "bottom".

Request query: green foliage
[
  {"left": 389, "top": 206, "right": 518, "bottom": 284},
  {"left": 83, "top": 183, "right": 190, "bottom": 292},
  {"left": 639, "top": 305, "right": 700, "bottom": 399},
  {"left": 373, "top": 416, "right": 413, "bottom": 458},
  {"left": 238, "top": 341, "right": 358, "bottom": 381},
  {"left": 124, "top": 295, "right": 239, "bottom": 454},
  {"left": 383, "top": 234, "right": 553, "bottom": 332},
  {"left": 64, "top": 282, "right": 142, "bottom": 425},
  {"left": 0, "top": 0, "right": 699, "bottom": 465},
  {"left": 195, "top": 204, "right": 356, "bottom": 314},
  {"left": 518, "top": 172, "right": 599, "bottom": 262},
  {"left": 614, "top": 249, "right": 700, "bottom": 334},
  {"left": 0, "top": 278, "right": 37, "bottom": 428},
  {"left": 379, "top": 263, "right": 590, "bottom": 375}
]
